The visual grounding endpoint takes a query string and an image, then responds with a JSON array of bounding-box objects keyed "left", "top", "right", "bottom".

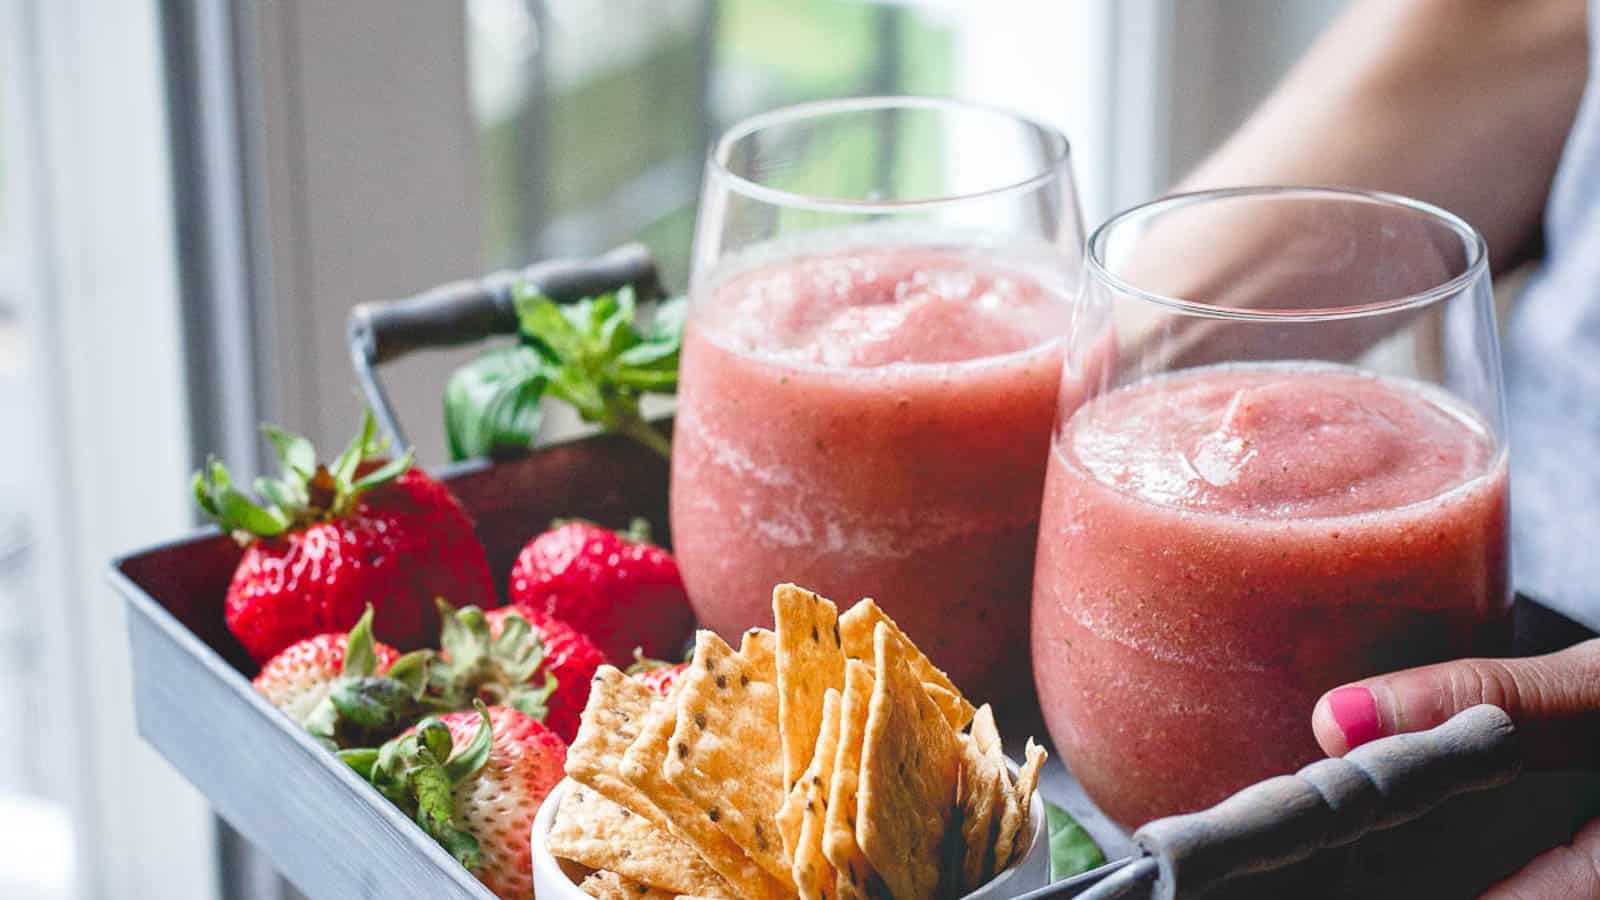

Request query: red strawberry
[
  {"left": 345, "top": 704, "right": 565, "bottom": 899},
  {"left": 430, "top": 603, "right": 604, "bottom": 743},
  {"left": 508, "top": 519, "right": 694, "bottom": 663},
  {"left": 194, "top": 413, "right": 496, "bottom": 663},
  {"left": 252, "top": 606, "right": 435, "bottom": 748},
  {"left": 627, "top": 653, "right": 689, "bottom": 696}
]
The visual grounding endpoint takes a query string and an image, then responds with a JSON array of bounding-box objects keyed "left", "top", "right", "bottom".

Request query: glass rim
[
  {"left": 708, "top": 95, "right": 1074, "bottom": 214},
  {"left": 1086, "top": 186, "right": 1491, "bottom": 322}
]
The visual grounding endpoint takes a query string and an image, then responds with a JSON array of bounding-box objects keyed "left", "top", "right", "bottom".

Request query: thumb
[{"left": 1311, "top": 638, "right": 1600, "bottom": 768}]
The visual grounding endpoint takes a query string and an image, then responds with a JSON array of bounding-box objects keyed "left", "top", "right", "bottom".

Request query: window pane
[{"left": 467, "top": 0, "right": 959, "bottom": 288}]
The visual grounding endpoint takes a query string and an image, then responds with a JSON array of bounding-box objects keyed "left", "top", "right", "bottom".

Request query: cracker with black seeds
[
  {"left": 775, "top": 584, "right": 847, "bottom": 792},
  {"left": 955, "top": 730, "right": 1006, "bottom": 892},
  {"left": 620, "top": 680, "right": 788, "bottom": 900},
  {"left": 578, "top": 868, "right": 676, "bottom": 900},
  {"left": 839, "top": 598, "right": 974, "bottom": 729},
  {"left": 566, "top": 666, "right": 672, "bottom": 831},
  {"left": 547, "top": 783, "right": 733, "bottom": 898},
  {"left": 794, "top": 758, "right": 839, "bottom": 900},
  {"left": 822, "top": 659, "right": 876, "bottom": 900},
  {"left": 994, "top": 739, "right": 1047, "bottom": 870},
  {"left": 857, "top": 622, "right": 961, "bottom": 900},
  {"left": 663, "top": 630, "right": 794, "bottom": 887},
  {"left": 778, "top": 688, "right": 843, "bottom": 870}
]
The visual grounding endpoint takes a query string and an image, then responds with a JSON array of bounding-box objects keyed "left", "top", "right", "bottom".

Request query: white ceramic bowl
[{"left": 531, "top": 760, "right": 1049, "bottom": 900}]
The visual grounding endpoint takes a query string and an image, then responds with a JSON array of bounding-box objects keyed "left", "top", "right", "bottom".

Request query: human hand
[{"left": 1312, "top": 639, "right": 1600, "bottom": 898}]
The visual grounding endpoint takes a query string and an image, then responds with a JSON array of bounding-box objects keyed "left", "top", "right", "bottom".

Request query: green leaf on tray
[
  {"left": 445, "top": 283, "right": 681, "bottom": 463},
  {"left": 1046, "top": 799, "right": 1106, "bottom": 881}
]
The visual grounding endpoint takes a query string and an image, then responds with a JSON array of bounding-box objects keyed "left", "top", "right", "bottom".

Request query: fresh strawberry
[
  {"left": 626, "top": 651, "right": 689, "bottom": 696},
  {"left": 252, "top": 606, "right": 434, "bottom": 749},
  {"left": 429, "top": 602, "right": 604, "bottom": 743},
  {"left": 194, "top": 412, "right": 496, "bottom": 663},
  {"left": 343, "top": 703, "right": 565, "bottom": 899},
  {"left": 490, "top": 606, "right": 606, "bottom": 741},
  {"left": 508, "top": 518, "right": 694, "bottom": 663}
]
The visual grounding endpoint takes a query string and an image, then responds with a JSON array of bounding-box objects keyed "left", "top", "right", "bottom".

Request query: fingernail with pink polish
[{"left": 1327, "top": 686, "right": 1383, "bottom": 750}]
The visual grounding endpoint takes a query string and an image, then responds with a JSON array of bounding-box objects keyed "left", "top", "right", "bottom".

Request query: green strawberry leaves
[
  {"left": 193, "top": 410, "right": 413, "bottom": 540},
  {"left": 443, "top": 285, "right": 683, "bottom": 462},
  {"left": 300, "top": 606, "right": 439, "bottom": 750},
  {"left": 1045, "top": 800, "right": 1105, "bottom": 881},
  {"left": 342, "top": 701, "right": 495, "bottom": 870},
  {"left": 430, "top": 601, "right": 558, "bottom": 725}
]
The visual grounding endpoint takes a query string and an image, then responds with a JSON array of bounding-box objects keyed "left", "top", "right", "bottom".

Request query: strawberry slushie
[
  {"left": 1032, "top": 362, "right": 1510, "bottom": 826},
  {"left": 671, "top": 244, "right": 1074, "bottom": 703}
]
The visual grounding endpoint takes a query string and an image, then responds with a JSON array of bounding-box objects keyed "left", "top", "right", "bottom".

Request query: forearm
[{"left": 1180, "top": 0, "right": 1589, "bottom": 273}]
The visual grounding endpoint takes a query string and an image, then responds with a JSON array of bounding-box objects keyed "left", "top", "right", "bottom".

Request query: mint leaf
[
  {"left": 449, "top": 285, "right": 681, "bottom": 461},
  {"left": 443, "top": 345, "right": 548, "bottom": 461},
  {"left": 1046, "top": 800, "right": 1105, "bottom": 881}
]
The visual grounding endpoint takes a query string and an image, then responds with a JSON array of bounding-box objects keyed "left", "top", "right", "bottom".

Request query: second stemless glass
[
  {"left": 671, "top": 97, "right": 1083, "bottom": 706},
  {"left": 1033, "top": 187, "right": 1511, "bottom": 828}
]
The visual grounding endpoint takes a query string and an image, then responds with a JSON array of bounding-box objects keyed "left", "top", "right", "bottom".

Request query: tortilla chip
[
  {"left": 857, "top": 622, "right": 961, "bottom": 900},
  {"left": 823, "top": 660, "right": 876, "bottom": 900},
  {"left": 995, "top": 739, "right": 1047, "bottom": 869},
  {"left": 921, "top": 681, "right": 974, "bottom": 731},
  {"left": 955, "top": 733, "right": 1006, "bottom": 892},
  {"left": 663, "top": 631, "right": 793, "bottom": 887},
  {"left": 794, "top": 765, "right": 838, "bottom": 900},
  {"left": 839, "top": 598, "right": 974, "bottom": 727},
  {"left": 547, "top": 783, "right": 733, "bottom": 898},
  {"left": 775, "top": 584, "right": 847, "bottom": 791},
  {"left": 578, "top": 869, "right": 676, "bottom": 900},
  {"left": 567, "top": 666, "right": 675, "bottom": 831},
  {"left": 778, "top": 688, "right": 843, "bottom": 861},
  {"left": 620, "top": 684, "right": 788, "bottom": 900}
]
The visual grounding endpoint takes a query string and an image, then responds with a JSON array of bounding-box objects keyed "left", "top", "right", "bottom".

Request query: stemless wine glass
[
  {"left": 672, "top": 97, "right": 1084, "bottom": 707},
  {"left": 1032, "top": 187, "right": 1510, "bottom": 828}
]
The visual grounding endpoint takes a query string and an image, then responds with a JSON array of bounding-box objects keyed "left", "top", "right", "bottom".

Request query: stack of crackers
[{"left": 546, "top": 584, "right": 1046, "bottom": 900}]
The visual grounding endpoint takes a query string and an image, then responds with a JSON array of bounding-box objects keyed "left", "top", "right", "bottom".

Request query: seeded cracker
[
  {"left": 857, "top": 622, "right": 961, "bottom": 900},
  {"left": 578, "top": 868, "right": 676, "bottom": 900},
  {"left": 994, "top": 739, "right": 1047, "bottom": 869},
  {"left": 567, "top": 667, "right": 676, "bottom": 832},
  {"left": 775, "top": 584, "right": 847, "bottom": 792},
  {"left": 664, "top": 630, "right": 794, "bottom": 886},
  {"left": 793, "top": 762, "right": 838, "bottom": 900},
  {"left": 620, "top": 677, "right": 787, "bottom": 900},
  {"left": 954, "top": 730, "right": 1006, "bottom": 891},
  {"left": 839, "top": 598, "right": 975, "bottom": 729},
  {"left": 823, "top": 659, "right": 876, "bottom": 900},
  {"left": 778, "top": 688, "right": 842, "bottom": 867},
  {"left": 547, "top": 783, "right": 733, "bottom": 898}
]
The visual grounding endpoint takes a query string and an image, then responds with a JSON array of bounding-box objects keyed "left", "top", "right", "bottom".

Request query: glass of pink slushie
[
  {"left": 1033, "top": 187, "right": 1511, "bottom": 827},
  {"left": 672, "top": 98, "right": 1084, "bottom": 707}
]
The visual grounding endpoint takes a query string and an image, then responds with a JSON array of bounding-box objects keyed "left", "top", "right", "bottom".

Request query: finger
[
  {"left": 1311, "top": 638, "right": 1600, "bottom": 768},
  {"left": 1477, "top": 816, "right": 1600, "bottom": 900}
]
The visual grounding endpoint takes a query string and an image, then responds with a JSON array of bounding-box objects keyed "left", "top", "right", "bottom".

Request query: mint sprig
[
  {"left": 1045, "top": 800, "right": 1106, "bottom": 881},
  {"left": 443, "top": 285, "right": 682, "bottom": 461}
]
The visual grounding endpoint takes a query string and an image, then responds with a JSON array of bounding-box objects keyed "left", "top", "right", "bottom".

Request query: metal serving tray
[
  {"left": 113, "top": 432, "right": 670, "bottom": 900},
  {"left": 111, "top": 429, "right": 1600, "bottom": 899},
  {"left": 112, "top": 246, "right": 1600, "bottom": 898}
]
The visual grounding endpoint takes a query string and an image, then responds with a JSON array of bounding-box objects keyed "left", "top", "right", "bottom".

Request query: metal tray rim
[{"left": 109, "top": 544, "right": 497, "bottom": 898}]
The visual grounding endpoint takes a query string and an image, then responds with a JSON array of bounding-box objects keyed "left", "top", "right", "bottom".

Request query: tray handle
[
  {"left": 1131, "top": 704, "right": 1522, "bottom": 899},
  {"left": 347, "top": 244, "right": 660, "bottom": 448}
]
